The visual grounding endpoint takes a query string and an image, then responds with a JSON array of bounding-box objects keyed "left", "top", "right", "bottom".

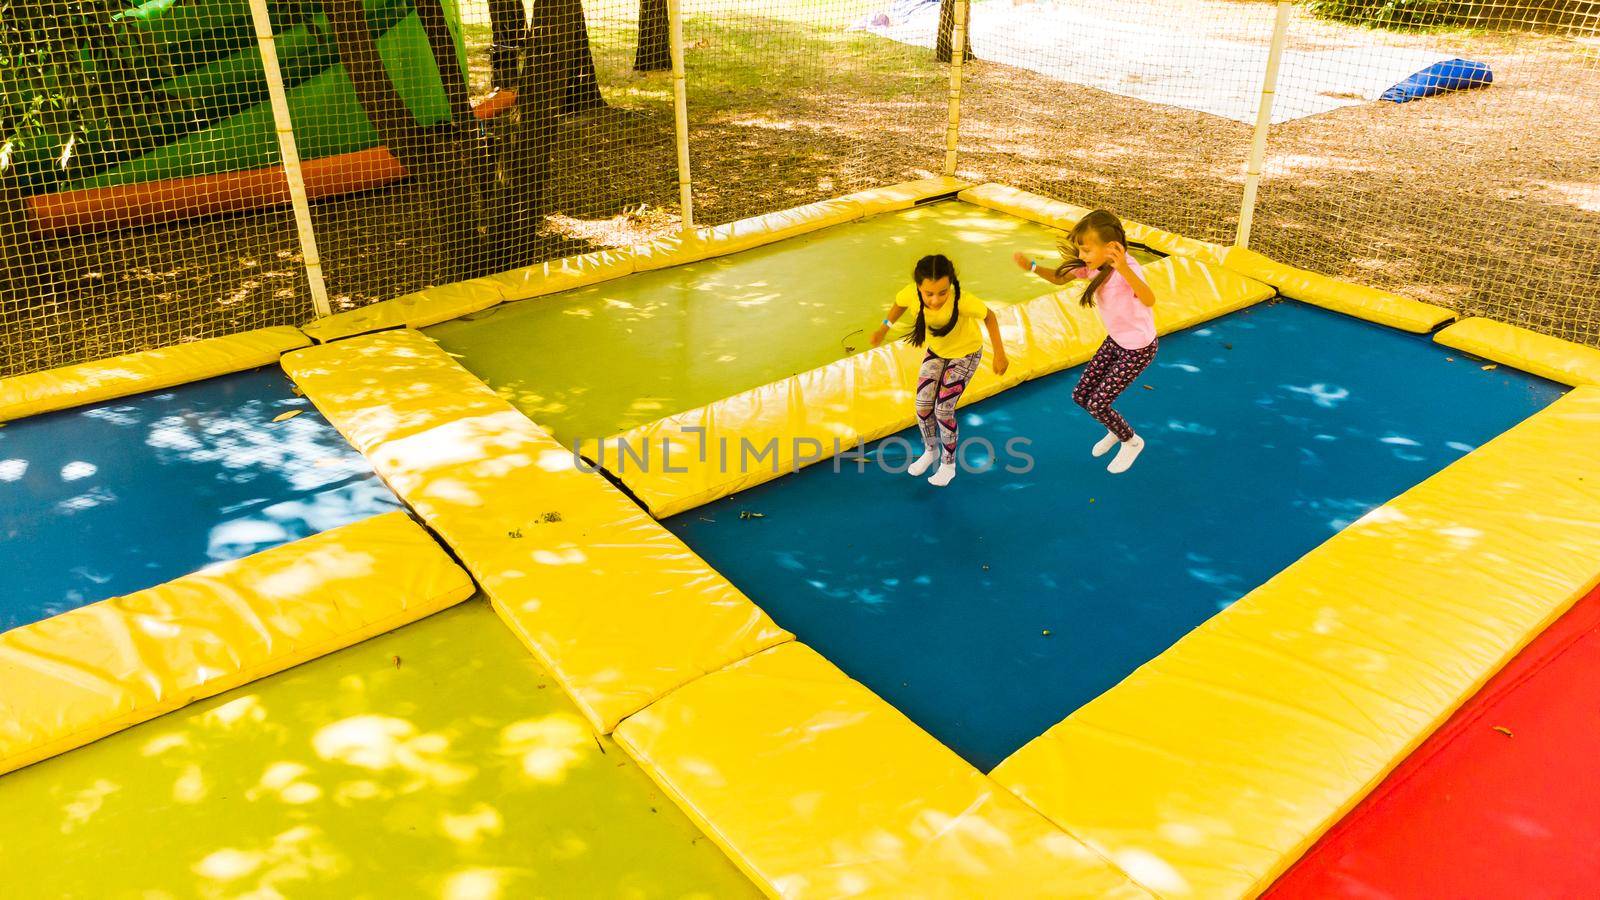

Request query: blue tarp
[{"left": 1382, "top": 58, "right": 1494, "bottom": 103}]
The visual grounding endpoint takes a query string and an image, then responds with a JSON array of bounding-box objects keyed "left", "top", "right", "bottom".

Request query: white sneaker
[
  {"left": 1107, "top": 435, "right": 1145, "bottom": 474},
  {"left": 928, "top": 462, "right": 957, "bottom": 487},
  {"left": 1092, "top": 431, "right": 1119, "bottom": 458},
  {"left": 907, "top": 448, "right": 939, "bottom": 477}
]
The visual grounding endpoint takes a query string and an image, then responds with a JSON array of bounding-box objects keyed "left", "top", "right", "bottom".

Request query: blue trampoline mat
[
  {"left": 666, "top": 300, "right": 1566, "bottom": 770},
  {"left": 0, "top": 367, "right": 401, "bottom": 631}
]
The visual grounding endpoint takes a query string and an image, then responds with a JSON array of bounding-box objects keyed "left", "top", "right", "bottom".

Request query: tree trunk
[
  {"left": 635, "top": 0, "right": 671, "bottom": 72},
  {"left": 488, "top": 0, "right": 527, "bottom": 91},
  {"left": 413, "top": 0, "right": 475, "bottom": 124},
  {"left": 325, "top": 0, "right": 432, "bottom": 171},
  {"left": 0, "top": 170, "right": 53, "bottom": 311},
  {"left": 935, "top": 0, "right": 972, "bottom": 64},
  {"left": 324, "top": 0, "right": 477, "bottom": 281},
  {"left": 551, "top": 0, "right": 606, "bottom": 113},
  {"left": 487, "top": 0, "right": 563, "bottom": 269}
]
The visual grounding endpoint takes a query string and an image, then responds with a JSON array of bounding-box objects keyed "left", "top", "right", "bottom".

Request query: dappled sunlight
[
  {"left": 312, "top": 715, "right": 475, "bottom": 790},
  {"left": 0, "top": 367, "right": 398, "bottom": 627},
  {"left": 59, "top": 778, "right": 119, "bottom": 833},
  {"left": 441, "top": 804, "right": 505, "bottom": 845},
  {"left": 497, "top": 713, "right": 592, "bottom": 785},
  {"left": 192, "top": 826, "right": 345, "bottom": 896},
  {"left": 442, "top": 867, "right": 514, "bottom": 900}
]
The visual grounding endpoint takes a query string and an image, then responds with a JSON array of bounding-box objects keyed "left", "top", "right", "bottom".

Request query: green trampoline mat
[
  {"left": 428, "top": 200, "right": 1151, "bottom": 443},
  {"left": 0, "top": 600, "right": 755, "bottom": 899}
]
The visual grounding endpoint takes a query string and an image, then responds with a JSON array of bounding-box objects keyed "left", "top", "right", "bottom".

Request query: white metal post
[
  {"left": 1236, "top": 0, "right": 1292, "bottom": 249},
  {"left": 248, "top": 0, "right": 332, "bottom": 318},
  {"left": 669, "top": 0, "right": 695, "bottom": 232},
  {"left": 943, "top": 0, "right": 969, "bottom": 177}
]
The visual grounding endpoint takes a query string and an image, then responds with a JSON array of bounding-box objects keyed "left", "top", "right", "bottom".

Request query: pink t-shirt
[{"left": 1075, "top": 259, "right": 1156, "bottom": 350}]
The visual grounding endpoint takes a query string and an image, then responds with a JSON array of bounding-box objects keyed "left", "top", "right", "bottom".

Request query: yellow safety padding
[
  {"left": 615, "top": 641, "right": 1149, "bottom": 899},
  {"left": 991, "top": 386, "right": 1600, "bottom": 899},
  {"left": 282, "top": 330, "right": 790, "bottom": 733},
  {"left": 958, "top": 183, "right": 1228, "bottom": 265},
  {"left": 958, "top": 183, "right": 1090, "bottom": 232},
  {"left": 0, "top": 326, "right": 309, "bottom": 424},
  {"left": 1434, "top": 317, "right": 1600, "bottom": 387},
  {"left": 301, "top": 278, "right": 507, "bottom": 344},
  {"left": 0, "top": 510, "right": 472, "bottom": 777},
  {"left": 1222, "top": 246, "right": 1456, "bottom": 333},
  {"left": 843, "top": 175, "right": 971, "bottom": 217},
  {"left": 633, "top": 198, "right": 865, "bottom": 272},
  {"left": 596, "top": 256, "right": 1273, "bottom": 517},
  {"left": 481, "top": 247, "right": 637, "bottom": 303}
]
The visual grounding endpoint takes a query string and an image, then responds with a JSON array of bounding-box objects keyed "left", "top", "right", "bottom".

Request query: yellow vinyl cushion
[
  {"left": 0, "top": 326, "right": 309, "bottom": 423},
  {"left": 0, "top": 510, "right": 473, "bottom": 776},
  {"left": 281, "top": 330, "right": 790, "bottom": 733},
  {"left": 991, "top": 387, "right": 1600, "bottom": 898},
  {"left": 615, "top": 641, "right": 1150, "bottom": 899}
]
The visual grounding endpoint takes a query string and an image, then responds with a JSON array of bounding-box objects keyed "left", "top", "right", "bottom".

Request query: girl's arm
[
  {"left": 1013, "top": 251, "right": 1070, "bottom": 285},
  {"left": 1109, "top": 244, "right": 1156, "bottom": 306},
  {"left": 870, "top": 303, "right": 908, "bottom": 346},
  {"left": 984, "top": 310, "right": 1009, "bottom": 375}
]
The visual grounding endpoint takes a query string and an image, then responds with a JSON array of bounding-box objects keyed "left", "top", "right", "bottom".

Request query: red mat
[{"left": 1269, "top": 584, "right": 1600, "bottom": 899}]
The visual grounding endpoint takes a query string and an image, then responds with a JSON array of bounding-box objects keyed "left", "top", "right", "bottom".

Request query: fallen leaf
[
  {"left": 1493, "top": 725, "right": 1514, "bottom": 737},
  {"left": 1042, "top": 629, "right": 1052, "bottom": 636},
  {"left": 508, "top": 529, "right": 523, "bottom": 539},
  {"left": 271, "top": 410, "right": 302, "bottom": 423},
  {"left": 1141, "top": 384, "right": 1155, "bottom": 390},
  {"left": 1223, "top": 343, "right": 1233, "bottom": 350},
  {"left": 1089, "top": 498, "right": 1096, "bottom": 504},
  {"left": 392, "top": 655, "right": 402, "bottom": 669},
  {"left": 1482, "top": 364, "right": 1499, "bottom": 371},
  {"left": 739, "top": 511, "right": 766, "bottom": 520},
  {"left": 542, "top": 511, "right": 563, "bottom": 523},
  {"left": 1446, "top": 357, "right": 1455, "bottom": 362}
]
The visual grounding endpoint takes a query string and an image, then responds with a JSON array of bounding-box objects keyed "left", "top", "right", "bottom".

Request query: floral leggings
[
  {"left": 916, "top": 349, "right": 982, "bottom": 464},
  {"left": 1073, "top": 336, "right": 1158, "bottom": 441}
]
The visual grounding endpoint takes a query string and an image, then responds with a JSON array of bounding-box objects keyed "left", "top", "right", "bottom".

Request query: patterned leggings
[
  {"left": 916, "top": 349, "right": 982, "bottom": 464},
  {"left": 1073, "top": 336, "right": 1157, "bottom": 441}
]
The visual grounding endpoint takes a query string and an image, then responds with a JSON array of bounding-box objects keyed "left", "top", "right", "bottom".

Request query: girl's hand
[
  {"left": 870, "top": 325, "right": 889, "bottom": 346},
  {"left": 993, "top": 353, "right": 1009, "bottom": 376},
  {"left": 1013, "top": 251, "right": 1033, "bottom": 272},
  {"left": 1106, "top": 242, "right": 1129, "bottom": 271}
]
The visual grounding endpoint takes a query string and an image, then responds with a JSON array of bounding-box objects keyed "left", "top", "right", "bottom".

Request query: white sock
[
  {"left": 1107, "top": 435, "right": 1145, "bottom": 474},
  {"left": 1092, "top": 430, "right": 1119, "bottom": 458},
  {"left": 928, "top": 461, "right": 957, "bottom": 487},
  {"left": 908, "top": 448, "right": 939, "bottom": 477}
]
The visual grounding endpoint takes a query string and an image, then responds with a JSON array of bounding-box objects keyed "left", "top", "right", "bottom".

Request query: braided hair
[{"left": 908, "top": 254, "right": 962, "bottom": 347}]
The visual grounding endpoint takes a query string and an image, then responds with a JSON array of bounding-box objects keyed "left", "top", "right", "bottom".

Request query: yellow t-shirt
[{"left": 893, "top": 284, "right": 989, "bottom": 359}]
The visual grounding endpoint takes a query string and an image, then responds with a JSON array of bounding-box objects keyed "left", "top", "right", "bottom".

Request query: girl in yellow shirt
[{"left": 871, "top": 254, "right": 1009, "bottom": 487}]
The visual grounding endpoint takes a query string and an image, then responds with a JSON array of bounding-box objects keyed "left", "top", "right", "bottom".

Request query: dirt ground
[{"left": 3, "top": 5, "right": 1596, "bottom": 378}]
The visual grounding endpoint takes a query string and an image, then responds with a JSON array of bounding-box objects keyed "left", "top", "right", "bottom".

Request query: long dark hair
[
  {"left": 908, "top": 254, "right": 962, "bottom": 348},
  {"left": 1055, "top": 209, "right": 1128, "bottom": 308}
]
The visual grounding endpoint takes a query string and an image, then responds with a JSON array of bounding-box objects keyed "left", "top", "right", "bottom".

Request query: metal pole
[
  {"left": 248, "top": 0, "right": 332, "bottom": 318},
  {"left": 669, "top": 0, "right": 695, "bottom": 231},
  {"left": 1236, "top": 0, "right": 1291, "bottom": 249},
  {"left": 943, "top": 0, "right": 969, "bottom": 177}
]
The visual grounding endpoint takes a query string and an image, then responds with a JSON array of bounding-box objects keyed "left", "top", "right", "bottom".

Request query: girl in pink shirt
[{"left": 1015, "top": 209, "right": 1158, "bottom": 474}]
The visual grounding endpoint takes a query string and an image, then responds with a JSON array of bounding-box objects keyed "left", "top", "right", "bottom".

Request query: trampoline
[
  {"left": 0, "top": 366, "right": 399, "bottom": 630},
  {"left": 664, "top": 300, "right": 1564, "bottom": 769},
  {"left": 0, "top": 599, "right": 755, "bottom": 897},
  {"left": 429, "top": 200, "right": 1155, "bottom": 443},
  {"left": 4, "top": 179, "right": 1599, "bottom": 898}
]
